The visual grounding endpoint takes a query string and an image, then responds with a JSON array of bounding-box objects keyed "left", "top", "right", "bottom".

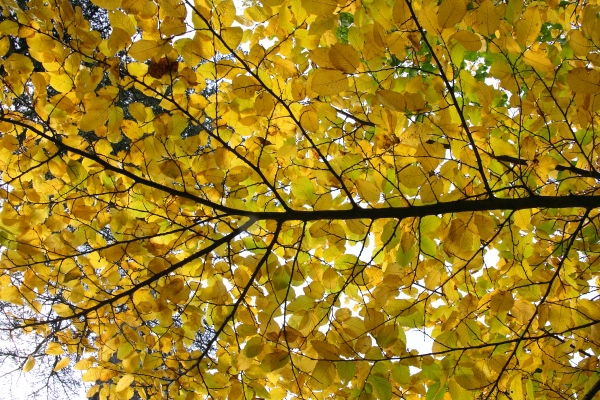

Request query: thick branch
[
  {"left": 494, "top": 154, "right": 600, "bottom": 179},
  {"left": 254, "top": 195, "right": 600, "bottom": 222},
  {"left": 583, "top": 378, "right": 600, "bottom": 400}
]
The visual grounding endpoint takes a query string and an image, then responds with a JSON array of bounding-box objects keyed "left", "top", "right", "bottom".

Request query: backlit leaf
[
  {"left": 567, "top": 68, "right": 600, "bottom": 94},
  {"left": 23, "top": 356, "right": 35, "bottom": 373},
  {"left": 310, "top": 69, "right": 349, "bottom": 96},
  {"left": 437, "top": 0, "right": 466, "bottom": 30},
  {"left": 116, "top": 374, "right": 135, "bottom": 392},
  {"left": 53, "top": 357, "right": 71, "bottom": 372},
  {"left": 129, "top": 40, "right": 163, "bottom": 61},
  {"left": 329, "top": 43, "right": 360, "bottom": 73}
]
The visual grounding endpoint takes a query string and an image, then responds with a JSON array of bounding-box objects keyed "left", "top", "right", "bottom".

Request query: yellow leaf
[
  {"left": 231, "top": 75, "right": 262, "bottom": 99},
  {"left": 356, "top": 179, "right": 381, "bottom": 204},
  {"left": 511, "top": 300, "right": 536, "bottom": 325},
  {"left": 437, "top": 0, "right": 466, "bottom": 30},
  {"left": 510, "top": 373, "right": 524, "bottom": 400},
  {"left": 161, "top": 17, "right": 186, "bottom": 37},
  {"left": 63, "top": 266, "right": 82, "bottom": 283},
  {"left": 0, "top": 20, "right": 19, "bottom": 35},
  {"left": 52, "top": 303, "right": 73, "bottom": 317},
  {"left": 310, "top": 69, "right": 349, "bottom": 96},
  {"left": 244, "top": 336, "right": 263, "bottom": 358},
  {"left": 47, "top": 72, "right": 73, "bottom": 93},
  {"left": 116, "top": 374, "right": 135, "bottom": 392},
  {"left": 453, "top": 30, "right": 485, "bottom": 51},
  {"left": 322, "top": 268, "right": 341, "bottom": 291},
  {"left": 46, "top": 342, "right": 64, "bottom": 356},
  {"left": 107, "top": 28, "right": 132, "bottom": 55},
  {"left": 254, "top": 92, "right": 275, "bottom": 117},
  {"left": 301, "top": 0, "right": 337, "bottom": 15},
  {"left": 91, "top": 0, "right": 121, "bottom": 10},
  {"left": 127, "top": 62, "right": 148, "bottom": 77},
  {"left": 549, "top": 304, "right": 572, "bottom": 332},
  {"left": 0, "top": 286, "right": 23, "bottom": 305},
  {"left": 490, "top": 291, "right": 514, "bottom": 314},
  {"left": 109, "top": 10, "right": 137, "bottom": 35},
  {"left": 513, "top": 209, "right": 531, "bottom": 230},
  {"left": 398, "top": 165, "right": 427, "bottom": 189},
  {"left": 490, "top": 136, "right": 518, "bottom": 157},
  {"left": 522, "top": 50, "right": 555, "bottom": 74},
  {"left": 23, "top": 356, "right": 35, "bottom": 373},
  {"left": 568, "top": 30, "right": 593, "bottom": 57},
  {"left": 53, "top": 357, "right": 71, "bottom": 372},
  {"left": 567, "top": 68, "right": 600, "bottom": 94},
  {"left": 81, "top": 367, "right": 101, "bottom": 382},
  {"left": 0, "top": 37, "right": 9, "bottom": 57},
  {"left": 129, "top": 40, "right": 163, "bottom": 61},
  {"left": 376, "top": 89, "right": 407, "bottom": 111},
  {"left": 309, "top": 220, "right": 329, "bottom": 238},
  {"left": 516, "top": 8, "right": 541, "bottom": 47},
  {"left": 392, "top": 0, "right": 412, "bottom": 29},
  {"left": 329, "top": 43, "right": 360, "bottom": 73},
  {"left": 129, "top": 102, "right": 147, "bottom": 122},
  {"left": 476, "top": 0, "right": 500, "bottom": 36},
  {"left": 218, "top": 27, "right": 243, "bottom": 53}
]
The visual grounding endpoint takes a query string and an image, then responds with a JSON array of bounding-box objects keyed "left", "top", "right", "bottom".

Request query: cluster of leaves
[{"left": 0, "top": 0, "right": 600, "bottom": 398}]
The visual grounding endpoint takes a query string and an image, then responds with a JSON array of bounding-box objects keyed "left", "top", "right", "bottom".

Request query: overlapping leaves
[{"left": 0, "top": 0, "right": 600, "bottom": 398}]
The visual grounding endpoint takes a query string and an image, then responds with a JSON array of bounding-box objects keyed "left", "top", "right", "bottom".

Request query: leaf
[
  {"left": 568, "top": 30, "right": 593, "bottom": 57},
  {"left": 310, "top": 69, "right": 349, "bottom": 96},
  {"left": 254, "top": 92, "right": 275, "bottom": 116},
  {"left": 490, "top": 137, "right": 518, "bottom": 157},
  {"left": 437, "top": 0, "right": 466, "bottom": 30},
  {"left": 129, "top": 40, "right": 163, "bottom": 61},
  {"left": 393, "top": 0, "right": 412, "bottom": 28},
  {"left": 329, "top": 43, "right": 360, "bottom": 73},
  {"left": 515, "top": 8, "right": 541, "bottom": 47},
  {"left": 567, "top": 68, "right": 600, "bottom": 94},
  {"left": 392, "top": 363, "right": 410, "bottom": 385},
  {"left": 368, "top": 374, "right": 392, "bottom": 400},
  {"left": 490, "top": 291, "right": 514, "bottom": 314},
  {"left": 291, "top": 176, "right": 317, "bottom": 205},
  {"left": 116, "top": 374, "right": 135, "bottom": 392},
  {"left": 23, "top": 356, "right": 35, "bottom": 373},
  {"left": 301, "top": 0, "right": 337, "bottom": 15},
  {"left": 523, "top": 50, "right": 555, "bottom": 74},
  {"left": 243, "top": 337, "right": 263, "bottom": 358},
  {"left": 46, "top": 342, "right": 64, "bottom": 355},
  {"left": 311, "top": 340, "right": 340, "bottom": 359},
  {"left": 219, "top": 27, "right": 243, "bottom": 52},
  {"left": 356, "top": 179, "right": 380, "bottom": 204},
  {"left": 476, "top": 0, "right": 500, "bottom": 36},
  {"left": 513, "top": 209, "right": 531, "bottom": 230},
  {"left": 53, "top": 357, "right": 71, "bottom": 372},
  {"left": 3, "top": 1, "right": 600, "bottom": 399},
  {"left": 453, "top": 31, "right": 484, "bottom": 52},
  {"left": 376, "top": 89, "right": 407, "bottom": 111},
  {"left": 399, "top": 165, "right": 427, "bottom": 189},
  {"left": 231, "top": 75, "right": 262, "bottom": 99},
  {"left": 91, "top": 0, "right": 121, "bottom": 10}
]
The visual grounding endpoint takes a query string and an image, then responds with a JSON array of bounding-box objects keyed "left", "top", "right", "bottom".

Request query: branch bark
[{"left": 583, "top": 378, "right": 600, "bottom": 400}]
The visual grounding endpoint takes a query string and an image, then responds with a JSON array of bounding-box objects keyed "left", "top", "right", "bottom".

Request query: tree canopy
[{"left": 1, "top": 0, "right": 600, "bottom": 398}]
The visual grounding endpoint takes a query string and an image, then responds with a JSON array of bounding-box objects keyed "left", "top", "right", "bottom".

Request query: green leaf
[
  {"left": 368, "top": 375, "right": 392, "bottom": 400},
  {"left": 291, "top": 176, "right": 318, "bottom": 205}
]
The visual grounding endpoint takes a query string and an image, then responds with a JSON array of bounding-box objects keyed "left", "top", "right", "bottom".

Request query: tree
[{"left": 0, "top": 0, "right": 600, "bottom": 398}]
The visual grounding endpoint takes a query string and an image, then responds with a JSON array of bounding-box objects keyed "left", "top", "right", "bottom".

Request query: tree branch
[{"left": 583, "top": 377, "right": 600, "bottom": 400}]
